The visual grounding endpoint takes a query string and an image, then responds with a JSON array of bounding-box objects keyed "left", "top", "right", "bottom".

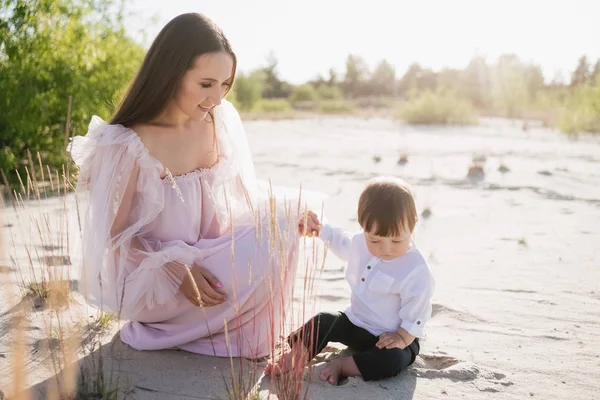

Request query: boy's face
[{"left": 364, "top": 224, "right": 412, "bottom": 261}]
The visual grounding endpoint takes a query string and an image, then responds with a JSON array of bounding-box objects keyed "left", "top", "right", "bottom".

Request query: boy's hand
[
  {"left": 299, "top": 211, "right": 321, "bottom": 237},
  {"left": 376, "top": 331, "right": 407, "bottom": 350}
]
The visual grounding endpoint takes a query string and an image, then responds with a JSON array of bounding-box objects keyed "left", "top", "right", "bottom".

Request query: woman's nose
[{"left": 210, "top": 87, "right": 223, "bottom": 106}]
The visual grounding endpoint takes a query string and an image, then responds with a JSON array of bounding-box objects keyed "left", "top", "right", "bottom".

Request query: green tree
[
  {"left": 369, "top": 59, "right": 396, "bottom": 96},
  {"left": 491, "top": 54, "right": 529, "bottom": 118},
  {"left": 460, "top": 56, "right": 491, "bottom": 108},
  {"left": 397, "top": 63, "right": 437, "bottom": 95},
  {"left": 560, "top": 82, "right": 600, "bottom": 134},
  {"left": 437, "top": 68, "right": 462, "bottom": 94},
  {"left": 290, "top": 84, "right": 318, "bottom": 103},
  {"left": 397, "top": 63, "right": 421, "bottom": 94},
  {"left": 260, "top": 51, "right": 290, "bottom": 98},
  {"left": 308, "top": 74, "right": 326, "bottom": 89},
  {"left": 231, "top": 70, "right": 264, "bottom": 111},
  {"left": 342, "top": 54, "right": 369, "bottom": 98},
  {"left": 0, "top": 0, "right": 144, "bottom": 183},
  {"left": 316, "top": 85, "right": 343, "bottom": 100},
  {"left": 592, "top": 60, "right": 600, "bottom": 84},
  {"left": 525, "top": 64, "right": 545, "bottom": 98},
  {"left": 327, "top": 68, "right": 338, "bottom": 87},
  {"left": 571, "top": 55, "right": 591, "bottom": 86}
]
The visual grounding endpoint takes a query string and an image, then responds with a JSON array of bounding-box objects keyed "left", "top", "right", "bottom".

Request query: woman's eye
[{"left": 201, "top": 83, "right": 212, "bottom": 88}]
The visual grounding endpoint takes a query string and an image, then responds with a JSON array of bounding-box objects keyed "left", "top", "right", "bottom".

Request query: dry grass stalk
[
  {"left": 271, "top": 192, "right": 326, "bottom": 400},
  {"left": 2, "top": 205, "right": 28, "bottom": 399},
  {"left": 5, "top": 103, "right": 324, "bottom": 399},
  {"left": 63, "top": 95, "right": 73, "bottom": 161},
  {"left": 1, "top": 97, "right": 122, "bottom": 399},
  {"left": 4, "top": 150, "right": 124, "bottom": 399},
  {"left": 93, "top": 312, "right": 116, "bottom": 332},
  {"left": 214, "top": 183, "right": 325, "bottom": 399}
]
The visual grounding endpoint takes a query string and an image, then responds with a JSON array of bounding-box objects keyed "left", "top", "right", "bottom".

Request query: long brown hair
[{"left": 111, "top": 13, "right": 237, "bottom": 127}]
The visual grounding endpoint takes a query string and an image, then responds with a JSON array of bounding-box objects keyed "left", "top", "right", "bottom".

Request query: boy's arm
[
  {"left": 319, "top": 224, "right": 354, "bottom": 262},
  {"left": 395, "top": 328, "right": 416, "bottom": 347},
  {"left": 397, "top": 267, "right": 436, "bottom": 339}
]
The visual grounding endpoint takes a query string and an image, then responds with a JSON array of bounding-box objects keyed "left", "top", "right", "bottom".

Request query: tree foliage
[{"left": 0, "top": 0, "right": 144, "bottom": 182}]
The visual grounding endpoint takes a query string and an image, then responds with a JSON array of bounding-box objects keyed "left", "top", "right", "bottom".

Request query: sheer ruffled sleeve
[
  {"left": 213, "top": 100, "right": 326, "bottom": 220},
  {"left": 199, "top": 100, "right": 260, "bottom": 229},
  {"left": 217, "top": 100, "right": 259, "bottom": 197},
  {"left": 69, "top": 117, "right": 192, "bottom": 318}
]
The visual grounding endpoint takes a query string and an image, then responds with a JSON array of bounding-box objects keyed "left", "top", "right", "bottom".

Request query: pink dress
[{"left": 69, "top": 100, "right": 308, "bottom": 358}]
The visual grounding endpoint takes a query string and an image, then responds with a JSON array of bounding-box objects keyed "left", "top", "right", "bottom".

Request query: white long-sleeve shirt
[{"left": 319, "top": 224, "right": 435, "bottom": 337}]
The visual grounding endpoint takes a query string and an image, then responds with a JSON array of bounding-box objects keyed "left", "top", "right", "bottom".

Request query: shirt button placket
[{"left": 362, "top": 263, "right": 373, "bottom": 283}]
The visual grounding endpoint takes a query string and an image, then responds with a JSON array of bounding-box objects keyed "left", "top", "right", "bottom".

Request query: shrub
[
  {"left": 252, "top": 99, "right": 292, "bottom": 113},
  {"left": 396, "top": 90, "right": 477, "bottom": 125}
]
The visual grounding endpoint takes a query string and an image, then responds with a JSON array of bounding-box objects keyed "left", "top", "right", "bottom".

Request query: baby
[{"left": 265, "top": 176, "right": 435, "bottom": 384}]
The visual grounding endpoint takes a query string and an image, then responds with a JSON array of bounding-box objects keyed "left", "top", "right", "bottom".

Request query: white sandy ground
[{"left": 1, "top": 117, "right": 599, "bottom": 399}]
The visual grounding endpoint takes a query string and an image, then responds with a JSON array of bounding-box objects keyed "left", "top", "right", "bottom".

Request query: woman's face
[{"left": 173, "top": 51, "right": 234, "bottom": 121}]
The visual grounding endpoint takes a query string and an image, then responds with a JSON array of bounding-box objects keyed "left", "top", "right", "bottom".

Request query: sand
[{"left": 1, "top": 116, "right": 599, "bottom": 399}]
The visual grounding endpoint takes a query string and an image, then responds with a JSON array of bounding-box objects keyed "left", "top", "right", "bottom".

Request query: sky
[{"left": 127, "top": 0, "right": 600, "bottom": 84}]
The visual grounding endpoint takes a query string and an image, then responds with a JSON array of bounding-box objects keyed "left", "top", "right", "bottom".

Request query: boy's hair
[{"left": 358, "top": 176, "right": 417, "bottom": 236}]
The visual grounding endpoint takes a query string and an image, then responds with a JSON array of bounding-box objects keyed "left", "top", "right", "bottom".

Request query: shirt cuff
[
  {"left": 400, "top": 319, "right": 426, "bottom": 338},
  {"left": 319, "top": 224, "right": 333, "bottom": 241}
]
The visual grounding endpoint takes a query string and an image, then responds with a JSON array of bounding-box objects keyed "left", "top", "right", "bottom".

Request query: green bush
[
  {"left": 231, "top": 71, "right": 264, "bottom": 111},
  {"left": 316, "top": 85, "right": 343, "bottom": 100},
  {"left": 318, "top": 100, "right": 355, "bottom": 114},
  {"left": 396, "top": 90, "right": 477, "bottom": 125},
  {"left": 355, "top": 96, "right": 395, "bottom": 109},
  {"left": 291, "top": 101, "right": 318, "bottom": 111},
  {"left": 290, "top": 84, "right": 318, "bottom": 103},
  {"left": 558, "top": 81, "right": 600, "bottom": 134},
  {"left": 252, "top": 99, "right": 292, "bottom": 113},
  {"left": 559, "top": 108, "right": 600, "bottom": 135}
]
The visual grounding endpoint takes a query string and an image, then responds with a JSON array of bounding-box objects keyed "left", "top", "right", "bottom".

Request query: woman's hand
[
  {"left": 299, "top": 210, "right": 321, "bottom": 237},
  {"left": 179, "top": 264, "right": 227, "bottom": 307}
]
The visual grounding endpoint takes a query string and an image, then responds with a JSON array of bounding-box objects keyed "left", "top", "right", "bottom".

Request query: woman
[{"left": 69, "top": 13, "right": 315, "bottom": 358}]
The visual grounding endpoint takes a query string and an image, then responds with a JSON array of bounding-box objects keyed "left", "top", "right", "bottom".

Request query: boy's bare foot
[
  {"left": 319, "top": 358, "right": 343, "bottom": 385},
  {"left": 264, "top": 346, "right": 308, "bottom": 376},
  {"left": 265, "top": 351, "right": 293, "bottom": 376}
]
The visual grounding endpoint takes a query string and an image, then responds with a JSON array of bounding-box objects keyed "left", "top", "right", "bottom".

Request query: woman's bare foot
[
  {"left": 264, "top": 346, "right": 308, "bottom": 376},
  {"left": 319, "top": 358, "right": 343, "bottom": 385}
]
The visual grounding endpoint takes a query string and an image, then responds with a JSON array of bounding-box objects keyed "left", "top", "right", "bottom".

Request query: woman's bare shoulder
[{"left": 129, "top": 123, "right": 164, "bottom": 155}]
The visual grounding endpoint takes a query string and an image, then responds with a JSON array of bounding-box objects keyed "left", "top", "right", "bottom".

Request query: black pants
[{"left": 288, "top": 311, "right": 419, "bottom": 381}]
